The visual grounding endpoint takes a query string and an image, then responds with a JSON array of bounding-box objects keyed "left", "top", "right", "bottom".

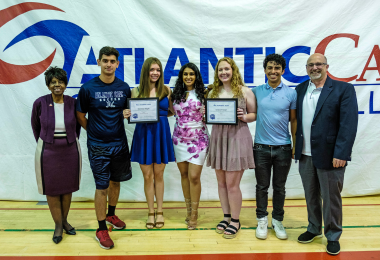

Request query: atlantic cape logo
[
  {"left": 0, "top": 2, "right": 88, "bottom": 84},
  {"left": 0, "top": 3, "right": 379, "bottom": 90}
]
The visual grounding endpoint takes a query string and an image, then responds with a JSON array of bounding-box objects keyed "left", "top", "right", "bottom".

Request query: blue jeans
[{"left": 253, "top": 143, "right": 292, "bottom": 221}]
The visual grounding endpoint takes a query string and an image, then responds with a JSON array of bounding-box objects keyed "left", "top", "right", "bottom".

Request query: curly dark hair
[
  {"left": 171, "top": 63, "right": 206, "bottom": 104},
  {"left": 263, "top": 53, "right": 286, "bottom": 70},
  {"left": 99, "top": 46, "right": 119, "bottom": 61},
  {"left": 44, "top": 66, "right": 68, "bottom": 86}
]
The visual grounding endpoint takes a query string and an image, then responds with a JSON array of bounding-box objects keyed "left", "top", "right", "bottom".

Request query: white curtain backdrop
[{"left": 0, "top": 0, "right": 379, "bottom": 201}]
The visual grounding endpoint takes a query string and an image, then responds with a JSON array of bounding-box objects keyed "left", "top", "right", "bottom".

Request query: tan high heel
[
  {"left": 187, "top": 202, "right": 199, "bottom": 230},
  {"left": 185, "top": 198, "right": 192, "bottom": 224},
  {"left": 155, "top": 211, "right": 164, "bottom": 228},
  {"left": 146, "top": 212, "right": 155, "bottom": 229}
]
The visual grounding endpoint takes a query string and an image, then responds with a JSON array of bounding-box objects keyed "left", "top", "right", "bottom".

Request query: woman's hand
[
  {"left": 123, "top": 109, "right": 131, "bottom": 119},
  {"left": 237, "top": 108, "right": 246, "bottom": 121},
  {"left": 202, "top": 105, "right": 206, "bottom": 122}
]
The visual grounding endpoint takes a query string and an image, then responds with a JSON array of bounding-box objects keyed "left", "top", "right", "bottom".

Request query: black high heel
[
  {"left": 52, "top": 235, "right": 62, "bottom": 244},
  {"left": 63, "top": 226, "right": 76, "bottom": 235},
  {"left": 52, "top": 226, "right": 63, "bottom": 244}
]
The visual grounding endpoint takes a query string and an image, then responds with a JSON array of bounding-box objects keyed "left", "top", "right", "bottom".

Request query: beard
[{"left": 309, "top": 72, "right": 322, "bottom": 80}]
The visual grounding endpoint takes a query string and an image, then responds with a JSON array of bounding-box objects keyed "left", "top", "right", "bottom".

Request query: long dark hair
[{"left": 171, "top": 63, "right": 206, "bottom": 104}]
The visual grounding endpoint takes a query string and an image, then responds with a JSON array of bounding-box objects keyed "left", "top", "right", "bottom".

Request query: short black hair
[
  {"left": 44, "top": 66, "right": 68, "bottom": 86},
  {"left": 263, "top": 54, "right": 286, "bottom": 70},
  {"left": 99, "top": 46, "right": 119, "bottom": 61}
]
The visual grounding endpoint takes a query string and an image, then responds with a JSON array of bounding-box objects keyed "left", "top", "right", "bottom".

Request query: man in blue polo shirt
[
  {"left": 76, "top": 46, "right": 132, "bottom": 249},
  {"left": 252, "top": 54, "right": 297, "bottom": 240}
]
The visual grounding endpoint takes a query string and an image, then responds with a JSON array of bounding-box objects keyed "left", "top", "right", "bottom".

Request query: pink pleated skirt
[{"left": 206, "top": 121, "right": 255, "bottom": 171}]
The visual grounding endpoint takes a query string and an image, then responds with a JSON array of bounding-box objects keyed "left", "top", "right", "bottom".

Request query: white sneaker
[
  {"left": 256, "top": 216, "right": 268, "bottom": 240},
  {"left": 272, "top": 218, "right": 288, "bottom": 240}
]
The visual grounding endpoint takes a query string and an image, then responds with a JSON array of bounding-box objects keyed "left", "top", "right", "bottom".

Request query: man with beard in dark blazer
[{"left": 294, "top": 53, "right": 358, "bottom": 255}]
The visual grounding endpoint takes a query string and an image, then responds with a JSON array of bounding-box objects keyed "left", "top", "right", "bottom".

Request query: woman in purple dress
[
  {"left": 31, "top": 67, "right": 81, "bottom": 244},
  {"left": 171, "top": 63, "right": 209, "bottom": 229}
]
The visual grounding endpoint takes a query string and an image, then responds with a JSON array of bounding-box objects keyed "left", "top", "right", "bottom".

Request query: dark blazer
[
  {"left": 294, "top": 76, "right": 358, "bottom": 169},
  {"left": 31, "top": 94, "right": 81, "bottom": 144}
]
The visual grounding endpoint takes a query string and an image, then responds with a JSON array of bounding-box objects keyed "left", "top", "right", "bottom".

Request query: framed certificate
[
  {"left": 205, "top": 98, "right": 238, "bottom": 125},
  {"left": 127, "top": 98, "right": 159, "bottom": 124}
]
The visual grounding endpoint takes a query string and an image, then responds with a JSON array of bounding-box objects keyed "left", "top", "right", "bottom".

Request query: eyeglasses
[{"left": 306, "top": 63, "right": 327, "bottom": 68}]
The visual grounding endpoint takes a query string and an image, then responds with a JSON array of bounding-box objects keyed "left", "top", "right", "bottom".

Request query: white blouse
[{"left": 54, "top": 103, "right": 66, "bottom": 132}]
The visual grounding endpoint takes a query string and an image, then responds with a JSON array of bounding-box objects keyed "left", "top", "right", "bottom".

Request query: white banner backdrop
[{"left": 0, "top": 0, "right": 379, "bottom": 201}]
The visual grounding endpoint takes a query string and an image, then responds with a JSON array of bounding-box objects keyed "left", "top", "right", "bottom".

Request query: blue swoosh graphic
[{"left": 4, "top": 19, "right": 89, "bottom": 81}]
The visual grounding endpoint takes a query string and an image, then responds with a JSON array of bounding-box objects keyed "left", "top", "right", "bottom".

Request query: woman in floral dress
[{"left": 171, "top": 63, "right": 209, "bottom": 229}]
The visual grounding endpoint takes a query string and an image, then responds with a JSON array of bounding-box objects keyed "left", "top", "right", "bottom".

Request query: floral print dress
[{"left": 172, "top": 89, "right": 209, "bottom": 165}]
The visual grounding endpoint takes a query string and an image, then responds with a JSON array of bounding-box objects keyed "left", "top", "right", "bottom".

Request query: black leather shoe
[
  {"left": 63, "top": 227, "right": 76, "bottom": 235},
  {"left": 326, "top": 241, "right": 340, "bottom": 255},
  {"left": 52, "top": 235, "right": 62, "bottom": 244},
  {"left": 298, "top": 231, "right": 323, "bottom": 243}
]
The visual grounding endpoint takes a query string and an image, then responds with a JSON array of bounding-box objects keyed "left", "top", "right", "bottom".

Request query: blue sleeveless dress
[{"left": 130, "top": 97, "right": 175, "bottom": 165}]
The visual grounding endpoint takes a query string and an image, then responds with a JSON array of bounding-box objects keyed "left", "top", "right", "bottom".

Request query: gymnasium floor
[{"left": 0, "top": 196, "right": 379, "bottom": 260}]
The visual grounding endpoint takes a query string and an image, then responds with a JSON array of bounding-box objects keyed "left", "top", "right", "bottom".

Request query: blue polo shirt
[{"left": 252, "top": 82, "right": 297, "bottom": 145}]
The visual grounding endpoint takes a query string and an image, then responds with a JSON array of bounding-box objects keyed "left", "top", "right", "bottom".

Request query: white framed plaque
[
  {"left": 205, "top": 98, "right": 238, "bottom": 125},
  {"left": 127, "top": 98, "right": 159, "bottom": 124}
]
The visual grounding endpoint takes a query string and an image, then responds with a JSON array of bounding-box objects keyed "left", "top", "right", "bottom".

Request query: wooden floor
[{"left": 0, "top": 196, "right": 380, "bottom": 259}]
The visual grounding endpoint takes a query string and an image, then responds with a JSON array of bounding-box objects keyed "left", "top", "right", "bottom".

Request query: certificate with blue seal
[
  {"left": 127, "top": 98, "right": 159, "bottom": 124},
  {"left": 205, "top": 98, "right": 238, "bottom": 125}
]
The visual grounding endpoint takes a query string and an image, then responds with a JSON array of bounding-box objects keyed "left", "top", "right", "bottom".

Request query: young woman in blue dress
[{"left": 124, "top": 57, "right": 175, "bottom": 229}]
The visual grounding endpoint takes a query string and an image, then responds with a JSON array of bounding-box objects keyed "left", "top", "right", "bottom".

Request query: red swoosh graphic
[
  {"left": 0, "top": 49, "right": 56, "bottom": 84},
  {"left": 0, "top": 2, "right": 64, "bottom": 84},
  {"left": 0, "top": 2, "right": 64, "bottom": 27}
]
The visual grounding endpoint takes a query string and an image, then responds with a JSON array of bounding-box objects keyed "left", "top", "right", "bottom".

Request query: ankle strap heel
[
  {"left": 223, "top": 218, "right": 241, "bottom": 239},
  {"left": 231, "top": 218, "right": 239, "bottom": 223},
  {"left": 185, "top": 199, "right": 192, "bottom": 224},
  {"left": 216, "top": 214, "right": 231, "bottom": 234}
]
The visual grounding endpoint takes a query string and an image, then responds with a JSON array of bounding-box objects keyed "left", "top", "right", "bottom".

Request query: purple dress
[
  {"left": 31, "top": 94, "right": 82, "bottom": 196},
  {"left": 173, "top": 90, "right": 209, "bottom": 165}
]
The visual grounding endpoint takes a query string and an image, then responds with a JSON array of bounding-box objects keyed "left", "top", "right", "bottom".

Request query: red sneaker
[
  {"left": 95, "top": 229, "right": 114, "bottom": 249},
  {"left": 106, "top": 215, "right": 126, "bottom": 230}
]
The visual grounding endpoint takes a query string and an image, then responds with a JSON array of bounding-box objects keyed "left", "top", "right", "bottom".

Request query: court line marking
[
  {"left": 0, "top": 251, "right": 380, "bottom": 260},
  {"left": 2, "top": 225, "right": 380, "bottom": 232},
  {"left": 1, "top": 204, "right": 379, "bottom": 210}
]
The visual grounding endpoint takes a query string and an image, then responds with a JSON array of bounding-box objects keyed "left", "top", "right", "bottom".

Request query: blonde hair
[
  {"left": 137, "top": 57, "right": 168, "bottom": 100},
  {"left": 209, "top": 57, "right": 244, "bottom": 99}
]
